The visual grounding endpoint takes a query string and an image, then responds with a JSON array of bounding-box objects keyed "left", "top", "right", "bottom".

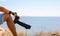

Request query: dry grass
[
  {"left": 3, "top": 29, "right": 27, "bottom": 36},
  {"left": 1, "top": 29, "right": 60, "bottom": 36}
]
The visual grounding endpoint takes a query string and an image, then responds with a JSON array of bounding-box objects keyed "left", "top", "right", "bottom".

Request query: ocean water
[{"left": 0, "top": 16, "right": 60, "bottom": 34}]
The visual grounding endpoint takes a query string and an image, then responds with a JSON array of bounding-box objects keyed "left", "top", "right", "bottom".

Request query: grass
[
  {"left": 1, "top": 29, "right": 60, "bottom": 36},
  {"left": 3, "top": 29, "right": 27, "bottom": 36}
]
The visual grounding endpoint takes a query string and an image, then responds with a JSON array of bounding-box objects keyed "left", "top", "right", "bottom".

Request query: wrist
[{"left": 9, "top": 11, "right": 14, "bottom": 15}]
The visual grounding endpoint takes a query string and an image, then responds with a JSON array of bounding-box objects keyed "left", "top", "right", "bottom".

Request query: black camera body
[{"left": 14, "top": 16, "right": 31, "bottom": 29}]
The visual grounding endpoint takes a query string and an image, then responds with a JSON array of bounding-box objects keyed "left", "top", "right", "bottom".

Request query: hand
[
  {"left": 13, "top": 12, "right": 17, "bottom": 17},
  {"left": 14, "top": 12, "right": 20, "bottom": 19}
]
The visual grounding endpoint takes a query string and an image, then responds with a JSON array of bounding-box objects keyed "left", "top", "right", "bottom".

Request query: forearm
[
  {"left": 7, "top": 22, "right": 17, "bottom": 36},
  {"left": 6, "top": 15, "right": 18, "bottom": 36},
  {"left": 0, "top": 6, "right": 10, "bottom": 14}
]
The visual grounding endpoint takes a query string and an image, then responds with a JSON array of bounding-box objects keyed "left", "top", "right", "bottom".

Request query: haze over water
[{"left": 0, "top": 16, "right": 60, "bottom": 34}]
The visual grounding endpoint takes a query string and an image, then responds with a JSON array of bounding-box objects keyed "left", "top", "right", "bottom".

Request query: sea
[{"left": 0, "top": 16, "right": 60, "bottom": 34}]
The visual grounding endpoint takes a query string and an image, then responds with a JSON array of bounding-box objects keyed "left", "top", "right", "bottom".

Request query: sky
[
  {"left": 0, "top": 0, "right": 60, "bottom": 34},
  {"left": 0, "top": 0, "right": 60, "bottom": 16}
]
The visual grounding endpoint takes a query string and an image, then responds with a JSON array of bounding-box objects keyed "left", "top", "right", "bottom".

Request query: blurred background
[{"left": 0, "top": 0, "right": 60, "bottom": 36}]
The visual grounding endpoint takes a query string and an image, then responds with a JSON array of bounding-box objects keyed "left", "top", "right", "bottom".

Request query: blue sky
[
  {"left": 0, "top": 0, "right": 60, "bottom": 16},
  {"left": 0, "top": 0, "right": 60, "bottom": 34}
]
